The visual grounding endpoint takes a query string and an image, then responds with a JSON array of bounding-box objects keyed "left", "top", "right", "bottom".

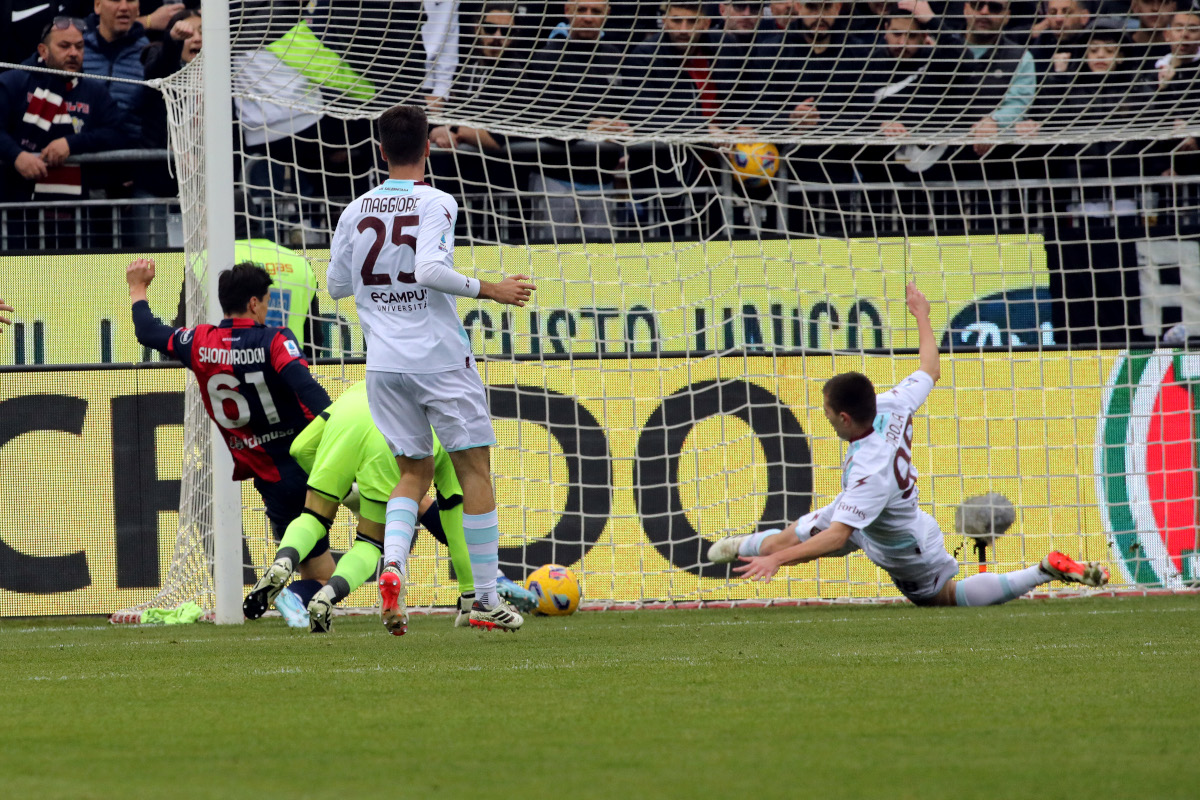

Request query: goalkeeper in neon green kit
[{"left": 249, "top": 381, "right": 468, "bottom": 633}]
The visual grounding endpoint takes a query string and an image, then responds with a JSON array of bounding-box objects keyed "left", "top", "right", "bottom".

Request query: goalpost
[{"left": 117, "top": 1, "right": 1200, "bottom": 621}]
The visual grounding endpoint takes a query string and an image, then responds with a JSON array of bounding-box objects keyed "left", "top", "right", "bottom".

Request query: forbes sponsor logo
[{"left": 836, "top": 501, "right": 868, "bottom": 520}]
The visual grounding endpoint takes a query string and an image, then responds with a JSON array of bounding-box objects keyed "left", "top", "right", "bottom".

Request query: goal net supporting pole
[{"left": 203, "top": 0, "right": 243, "bottom": 624}]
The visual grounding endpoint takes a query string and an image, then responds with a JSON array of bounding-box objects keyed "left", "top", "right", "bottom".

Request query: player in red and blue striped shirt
[{"left": 127, "top": 258, "right": 333, "bottom": 619}]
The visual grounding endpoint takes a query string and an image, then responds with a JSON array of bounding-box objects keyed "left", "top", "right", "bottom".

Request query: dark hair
[
  {"left": 378, "top": 104, "right": 429, "bottom": 166},
  {"left": 165, "top": 7, "right": 201, "bottom": 35},
  {"left": 1088, "top": 15, "right": 1126, "bottom": 43},
  {"left": 141, "top": 9, "right": 201, "bottom": 68},
  {"left": 480, "top": 1, "right": 518, "bottom": 16},
  {"left": 218, "top": 262, "right": 273, "bottom": 315},
  {"left": 664, "top": 1, "right": 705, "bottom": 11},
  {"left": 823, "top": 372, "right": 877, "bottom": 425}
]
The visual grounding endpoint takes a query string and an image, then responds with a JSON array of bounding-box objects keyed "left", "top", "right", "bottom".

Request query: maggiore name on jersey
[
  {"left": 198, "top": 346, "right": 266, "bottom": 365},
  {"left": 361, "top": 195, "right": 418, "bottom": 215}
]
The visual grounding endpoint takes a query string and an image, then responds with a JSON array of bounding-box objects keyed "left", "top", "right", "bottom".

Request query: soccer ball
[
  {"left": 525, "top": 564, "right": 582, "bottom": 616},
  {"left": 728, "top": 142, "right": 780, "bottom": 189}
]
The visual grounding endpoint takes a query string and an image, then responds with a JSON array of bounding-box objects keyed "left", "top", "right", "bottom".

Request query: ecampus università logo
[{"left": 1097, "top": 349, "right": 1200, "bottom": 587}]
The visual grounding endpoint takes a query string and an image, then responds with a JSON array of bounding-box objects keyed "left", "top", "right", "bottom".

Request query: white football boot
[
  {"left": 469, "top": 600, "right": 524, "bottom": 632},
  {"left": 707, "top": 535, "right": 751, "bottom": 564},
  {"left": 454, "top": 592, "right": 476, "bottom": 628}
]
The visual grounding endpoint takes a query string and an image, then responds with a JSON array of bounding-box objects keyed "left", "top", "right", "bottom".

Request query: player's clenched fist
[
  {"left": 480, "top": 274, "right": 536, "bottom": 307},
  {"left": 0, "top": 297, "right": 13, "bottom": 330},
  {"left": 126, "top": 258, "right": 157, "bottom": 289}
]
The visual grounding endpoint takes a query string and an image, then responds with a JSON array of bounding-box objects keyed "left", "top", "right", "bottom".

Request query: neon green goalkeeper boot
[{"left": 243, "top": 561, "right": 293, "bottom": 620}]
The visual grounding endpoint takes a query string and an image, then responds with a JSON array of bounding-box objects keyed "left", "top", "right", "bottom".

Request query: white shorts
[
  {"left": 793, "top": 505, "right": 959, "bottom": 605},
  {"left": 365, "top": 367, "right": 496, "bottom": 459},
  {"left": 883, "top": 552, "right": 959, "bottom": 605}
]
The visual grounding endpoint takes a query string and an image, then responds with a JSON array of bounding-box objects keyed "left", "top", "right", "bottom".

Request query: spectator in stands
[
  {"left": 1029, "top": 0, "right": 1093, "bottom": 72},
  {"left": 620, "top": 1, "right": 718, "bottom": 233},
  {"left": 774, "top": 1, "right": 872, "bottom": 132},
  {"left": 715, "top": 0, "right": 763, "bottom": 34},
  {"left": 1156, "top": 1, "right": 1200, "bottom": 89},
  {"left": 523, "top": 0, "right": 629, "bottom": 241},
  {"left": 0, "top": 18, "right": 121, "bottom": 246},
  {"left": 1031, "top": 17, "right": 1151, "bottom": 213},
  {"left": 625, "top": 0, "right": 717, "bottom": 130},
  {"left": 763, "top": 1, "right": 796, "bottom": 40},
  {"left": 946, "top": 0, "right": 1037, "bottom": 156},
  {"left": 710, "top": 1, "right": 772, "bottom": 127},
  {"left": 1029, "top": 14, "right": 1134, "bottom": 125},
  {"left": 137, "top": 8, "right": 201, "bottom": 197},
  {"left": 83, "top": 0, "right": 150, "bottom": 143},
  {"left": 427, "top": 1, "right": 530, "bottom": 239},
  {"left": 541, "top": 1, "right": 657, "bottom": 47},
  {"left": 755, "top": 2, "right": 801, "bottom": 103},
  {"left": 861, "top": 5, "right": 955, "bottom": 138},
  {"left": 1151, "top": 3, "right": 1200, "bottom": 175},
  {"left": 141, "top": 8, "right": 200, "bottom": 89},
  {"left": 854, "top": 4, "right": 957, "bottom": 184},
  {"left": 0, "top": 18, "right": 121, "bottom": 201},
  {"left": 1127, "top": 0, "right": 1178, "bottom": 74},
  {"left": 433, "top": 2, "right": 525, "bottom": 152}
]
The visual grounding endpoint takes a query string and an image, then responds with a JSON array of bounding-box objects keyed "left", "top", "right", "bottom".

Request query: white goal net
[{"left": 122, "top": 0, "right": 1200, "bottom": 620}]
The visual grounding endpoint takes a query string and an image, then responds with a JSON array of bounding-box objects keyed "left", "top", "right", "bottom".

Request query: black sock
[
  {"left": 327, "top": 576, "right": 352, "bottom": 604},
  {"left": 420, "top": 501, "right": 447, "bottom": 546},
  {"left": 276, "top": 546, "right": 301, "bottom": 567},
  {"left": 288, "top": 579, "right": 321, "bottom": 606}
]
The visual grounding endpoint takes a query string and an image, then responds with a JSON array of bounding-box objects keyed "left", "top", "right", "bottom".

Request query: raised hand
[{"left": 126, "top": 258, "right": 157, "bottom": 290}]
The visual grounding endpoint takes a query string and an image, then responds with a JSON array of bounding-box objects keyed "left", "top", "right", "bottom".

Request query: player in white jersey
[
  {"left": 708, "top": 282, "right": 1109, "bottom": 606},
  {"left": 327, "top": 104, "right": 535, "bottom": 634}
]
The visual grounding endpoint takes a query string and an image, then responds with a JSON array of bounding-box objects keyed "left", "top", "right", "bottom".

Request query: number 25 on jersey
[{"left": 357, "top": 214, "right": 418, "bottom": 286}]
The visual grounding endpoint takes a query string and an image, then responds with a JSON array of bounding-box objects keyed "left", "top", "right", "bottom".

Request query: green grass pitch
[{"left": 2, "top": 596, "right": 1196, "bottom": 800}]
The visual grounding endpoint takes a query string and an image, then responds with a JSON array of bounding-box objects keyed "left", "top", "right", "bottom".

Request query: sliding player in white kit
[
  {"left": 327, "top": 104, "right": 535, "bottom": 634},
  {"left": 708, "top": 282, "right": 1109, "bottom": 605}
]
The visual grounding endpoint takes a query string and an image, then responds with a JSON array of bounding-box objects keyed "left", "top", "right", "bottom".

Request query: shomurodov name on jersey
[{"left": 197, "top": 346, "right": 266, "bottom": 365}]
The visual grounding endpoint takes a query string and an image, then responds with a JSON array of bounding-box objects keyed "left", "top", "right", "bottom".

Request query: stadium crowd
[{"left": 2, "top": 0, "right": 1199, "bottom": 241}]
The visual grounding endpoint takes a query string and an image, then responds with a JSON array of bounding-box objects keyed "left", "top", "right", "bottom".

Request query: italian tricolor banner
[{"left": 1098, "top": 349, "right": 1200, "bottom": 587}]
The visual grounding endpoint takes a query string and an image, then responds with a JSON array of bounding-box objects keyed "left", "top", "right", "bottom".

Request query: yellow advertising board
[
  {"left": 0, "top": 235, "right": 1048, "bottom": 366},
  {"left": 0, "top": 352, "right": 1114, "bottom": 617}
]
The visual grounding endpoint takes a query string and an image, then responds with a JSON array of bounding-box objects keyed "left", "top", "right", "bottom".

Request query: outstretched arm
[
  {"left": 733, "top": 522, "right": 856, "bottom": 582},
  {"left": 907, "top": 281, "right": 940, "bottom": 383},
  {"left": 413, "top": 259, "right": 537, "bottom": 307}
]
